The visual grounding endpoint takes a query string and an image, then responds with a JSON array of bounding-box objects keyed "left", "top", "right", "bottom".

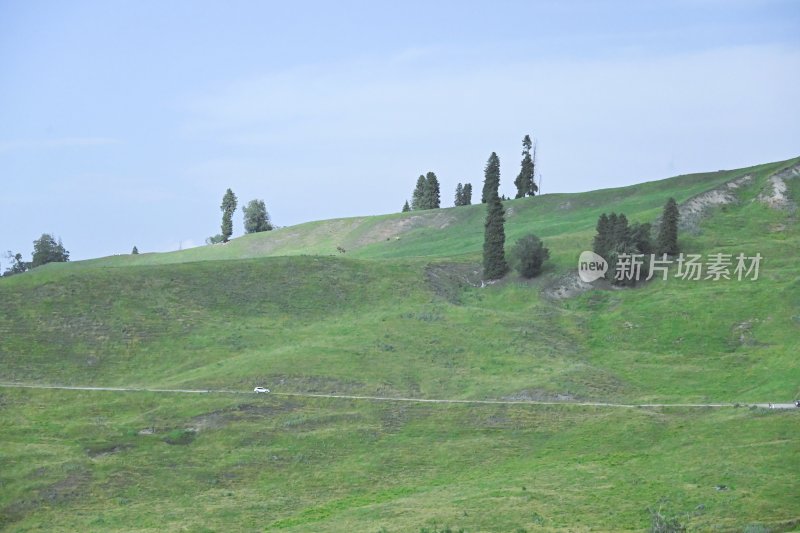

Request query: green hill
[
  {"left": 1, "top": 157, "right": 798, "bottom": 531},
  {"left": 65, "top": 158, "right": 783, "bottom": 267}
]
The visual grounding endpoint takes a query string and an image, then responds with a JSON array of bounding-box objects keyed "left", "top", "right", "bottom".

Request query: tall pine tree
[
  {"left": 220, "top": 188, "right": 238, "bottom": 242},
  {"left": 483, "top": 195, "right": 508, "bottom": 279},
  {"left": 454, "top": 183, "right": 464, "bottom": 206},
  {"left": 612, "top": 213, "right": 629, "bottom": 249},
  {"left": 657, "top": 197, "right": 679, "bottom": 255},
  {"left": 482, "top": 152, "right": 500, "bottom": 203},
  {"left": 424, "top": 172, "right": 441, "bottom": 209},
  {"left": 592, "top": 213, "right": 611, "bottom": 258},
  {"left": 482, "top": 153, "right": 507, "bottom": 278},
  {"left": 402, "top": 200, "right": 411, "bottom": 212},
  {"left": 462, "top": 183, "right": 472, "bottom": 205},
  {"left": 514, "top": 135, "right": 537, "bottom": 198},
  {"left": 411, "top": 175, "right": 426, "bottom": 210}
]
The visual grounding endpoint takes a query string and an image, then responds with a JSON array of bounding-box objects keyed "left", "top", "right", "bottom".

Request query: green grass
[
  {"left": 2, "top": 389, "right": 798, "bottom": 532},
  {"left": 1, "top": 156, "right": 799, "bottom": 530}
]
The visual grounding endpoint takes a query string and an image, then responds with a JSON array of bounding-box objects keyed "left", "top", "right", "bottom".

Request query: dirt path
[{"left": 1, "top": 382, "right": 796, "bottom": 409}]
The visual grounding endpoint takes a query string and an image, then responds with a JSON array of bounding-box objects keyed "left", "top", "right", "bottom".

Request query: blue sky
[{"left": 1, "top": 0, "right": 799, "bottom": 261}]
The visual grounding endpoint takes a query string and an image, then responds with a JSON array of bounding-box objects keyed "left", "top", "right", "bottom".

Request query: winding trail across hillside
[{"left": 0, "top": 382, "right": 796, "bottom": 409}]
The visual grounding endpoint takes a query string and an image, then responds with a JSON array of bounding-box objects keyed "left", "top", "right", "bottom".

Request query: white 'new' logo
[{"left": 578, "top": 251, "right": 608, "bottom": 282}]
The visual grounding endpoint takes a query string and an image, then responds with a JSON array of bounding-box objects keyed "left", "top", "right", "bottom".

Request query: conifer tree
[
  {"left": 462, "top": 183, "right": 473, "bottom": 205},
  {"left": 657, "top": 197, "right": 680, "bottom": 255},
  {"left": 613, "top": 213, "right": 629, "bottom": 247},
  {"left": 220, "top": 188, "right": 238, "bottom": 242},
  {"left": 424, "top": 171, "right": 441, "bottom": 209},
  {"left": 482, "top": 153, "right": 507, "bottom": 278},
  {"left": 593, "top": 213, "right": 611, "bottom": 258},
  {"left": 482, "top": 152, "right": 500, "bottom": 203},
  {"left": 455, "top": 183, "right": 464, "bottom": 206},
  {"left": 514, "top": 135, "right": 537, "bottom": 198},
  {"left": 402, "top": 200, "right": 411, "bottom": 212},
  {"left": 483, "top": 194, "right": 508, "bottom": 279},
  {"left": 132, "top": 246, "right": 139, "bottom": 254},
  {"left": 629, "top": 222, "right": 654, "bottom": 255},
  {"left": 411, "top": 175, "right": 426, "bottom": 210}
]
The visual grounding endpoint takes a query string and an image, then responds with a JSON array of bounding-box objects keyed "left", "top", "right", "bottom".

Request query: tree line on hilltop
[
  {"left": 2, "top": 190, "right": 276, "bottom": 276},
  {"left": 3, "top": 134, "right": 548, "bottom": 279},
  {"left": 3, "top": 234, "right": 70, "bottom": 277},
  {"left": 2, "top": 132, "right": 681, "bottom": 286},
  {"left": 399, "top": 134, "right": 547, "bottom": 281},
  {"left": 402, "top": 134, "right": 540, "bottom": 213},
  {"left": 206, "top": 190, "right": 274, "bottom": 245}
]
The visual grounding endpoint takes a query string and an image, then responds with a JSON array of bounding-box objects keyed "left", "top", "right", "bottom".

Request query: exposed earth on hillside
[{"left": 758, "top": 161, "right": 800, "bottom": 211}]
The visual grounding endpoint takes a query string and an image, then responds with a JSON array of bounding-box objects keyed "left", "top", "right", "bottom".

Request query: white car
[{"left": 253, "top": 386, "right": 270, "bottom": 394}]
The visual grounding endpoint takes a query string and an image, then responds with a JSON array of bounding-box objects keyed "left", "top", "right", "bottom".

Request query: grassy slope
[
  {"left": 2, "top": 389, "right": 798, "bottom": 532},
  {"left": 68, "top": 160, "right": 773, "bottom": 267},
  {"left": 1, "top": 157, "right": 799, "bottom": 531}
]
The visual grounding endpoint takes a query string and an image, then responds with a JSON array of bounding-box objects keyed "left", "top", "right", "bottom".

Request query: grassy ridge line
[{"left": 46, "top": 157, "right": 795, "bottom": 269}]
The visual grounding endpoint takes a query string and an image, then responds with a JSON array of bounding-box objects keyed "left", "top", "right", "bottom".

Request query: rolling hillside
[
  {"left": 1, "top": 157, "right": 799, "bottom": 531},
  {"left": 65, "top": 159, "right": 787, "bottom": 267}
]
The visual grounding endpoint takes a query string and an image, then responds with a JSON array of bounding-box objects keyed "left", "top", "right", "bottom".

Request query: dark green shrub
[{"left": 510, "top": 234, "right": 550, "bottom": 278}]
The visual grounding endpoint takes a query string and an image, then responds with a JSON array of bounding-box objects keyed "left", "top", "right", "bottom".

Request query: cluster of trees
[
  {"left": 454, "top": 182, "right": 473, "bottom": 206},
  {"left": 481, "top": 150, "right": 549, "bottom": 280},
  {"left": 592, "top": 213, "right": 653, "bottom": 285},
  {"left": 404, "top": 134, "right": 538, "bottom": 212},
  {"left": 3, "top": 234, "right": 69, "bottom": 277},
  {"left": 32, "top": 234, "right": 70, "bottom": 266},
  {"left": 592, "top": 197, "right": 680, "bottom": 285},
  {"left": 404, "top": 178, "right": 472, "bottom": 212},
  {"left": 407, "top": 172, "right": 442, "bottom": 211},
  {"left": 208, "top": 189, "right": 274, "bottom": 244}
]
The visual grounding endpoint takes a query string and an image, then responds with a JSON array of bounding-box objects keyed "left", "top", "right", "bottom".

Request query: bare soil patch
[{"left": 757, "top": 162, "right": 800, "bottom": 211}]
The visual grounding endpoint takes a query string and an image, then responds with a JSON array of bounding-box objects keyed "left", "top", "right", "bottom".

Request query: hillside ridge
[{"left": 39, "top": 156, "right": 796, "bottom": 269}]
